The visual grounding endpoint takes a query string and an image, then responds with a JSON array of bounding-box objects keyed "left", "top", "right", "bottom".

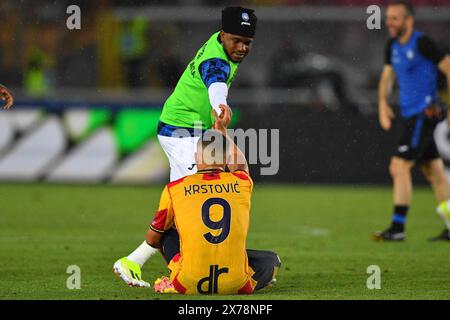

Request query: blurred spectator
[
  {"left": 268, "top": 35, "right": 356, "bottom": 112},
  {"left": 24, "top": 46, "right": 55, "bottom": 96},
  {"left": 268, "top": 36, "right": 301, "bottom": 88},
  {"left": 23, "top": 22, "right": 58, "bottom": 96},
  {"left": 118, "top": 17, "right": 149, "bottom": 87}
]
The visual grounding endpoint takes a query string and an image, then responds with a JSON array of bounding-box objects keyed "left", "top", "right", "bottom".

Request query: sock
[
  {"left": 437, "top": 200, "right": 450, "bottom": 230},
  {"left": 391, "top": 205, "right": 409, "bottom": 232},
  {"left": 127, "top": 240, "right": 158, "bottom": 267}
]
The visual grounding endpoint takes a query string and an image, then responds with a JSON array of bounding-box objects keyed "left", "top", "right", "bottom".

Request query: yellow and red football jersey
[{"left": 149, "top": 169, "right": 256, "bottom": 294}]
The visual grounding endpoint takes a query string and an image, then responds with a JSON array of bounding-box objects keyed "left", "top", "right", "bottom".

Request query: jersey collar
[{"left": 196, "top": 168, "right": 225, "bottom": 174}]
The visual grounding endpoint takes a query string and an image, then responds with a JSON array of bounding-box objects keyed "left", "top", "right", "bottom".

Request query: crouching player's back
[
  {"left": 163, "top": 169, "right": 255, "bottom": 294},
  {"left": 143, "top": 106, "right": 280, "bottom": 295}
]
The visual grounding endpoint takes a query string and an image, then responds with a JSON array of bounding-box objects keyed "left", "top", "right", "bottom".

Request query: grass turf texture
[{"left": 1, "top": 183, "right": 449, "bottom": 300}]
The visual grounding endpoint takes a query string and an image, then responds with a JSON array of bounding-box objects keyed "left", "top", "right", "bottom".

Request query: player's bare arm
[
  {"left": 0, "top": 84, "right": 14, "bottom": 110},
  {"left": 213, "top": 105, "right": 232, "bottom": 130},
  {"left": 437, "top": 55, "right": 450, "bottom": 125},
  {"left": 213, "top": 105, "right": 249, "bottom": 173},
  {"left": 219, "top": 103, "right": 233, "bottom": 124},
  {"left": 378, "top": 65, "right": 396, "bottom": 131}
]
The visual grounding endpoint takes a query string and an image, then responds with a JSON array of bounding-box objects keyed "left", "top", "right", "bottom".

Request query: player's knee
[
  {"left": 256, "top": 251, "right": 281, "bottom": 290},
  {"left": 389, "top": 159, "right": 410, "bottom": 178},
  {"left": 273, "top": 252, "right": 281, "bottom": 268},
  {"left": 265, "top": 251, "right": 281, "bottom": 269},
  {"left": 431, "top": 171, "right": 448, "bottom": 185},
  {"left": 268, "top": 252, "right": 281, "bottom": 283},
  {"left": 389, "top": 162, "right": 400, "bottom": 178}
]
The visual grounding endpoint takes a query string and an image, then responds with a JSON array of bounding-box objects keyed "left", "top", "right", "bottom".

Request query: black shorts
[
  {"left": 246, "top": 249, "right": 281, "bottom": 290},
  {"left": 161, "top": 229, "right": 281, "bottom": 291},
  {"left": 395, "top": 113, "right": 440, "bottom": 163}
]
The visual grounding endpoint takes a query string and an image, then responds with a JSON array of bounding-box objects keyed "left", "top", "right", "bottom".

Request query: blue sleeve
[{"left": 198, "top": 58, "right": 231, "bottom": 88}]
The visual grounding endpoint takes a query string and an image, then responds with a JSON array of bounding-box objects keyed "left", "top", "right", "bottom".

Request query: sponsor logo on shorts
[
  {"left": 398, "top": 145, "right": 409, "bottom": 153},
  {"left": 407, "top": 49, "right": 414, "bottom": 60}
]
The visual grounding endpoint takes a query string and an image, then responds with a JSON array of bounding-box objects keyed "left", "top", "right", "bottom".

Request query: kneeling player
[{"left": 114, "top": 108, "right": 280, "bottom": 294}]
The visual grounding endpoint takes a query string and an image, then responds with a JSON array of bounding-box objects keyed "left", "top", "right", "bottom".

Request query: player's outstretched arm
[
  {"left": 0, "top": 84, "right": 14, "bottom": 110},
  {"left": 213, "top": 106, "right": 248, "bottom": 174}
]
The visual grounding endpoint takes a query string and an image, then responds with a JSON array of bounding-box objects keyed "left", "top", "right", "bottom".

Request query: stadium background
[
  {"left": 1, "top": 0, "right": 450, "bottom": 300},
  {"left": 1, "top": 0, "right": 449, "bottom": 185}
]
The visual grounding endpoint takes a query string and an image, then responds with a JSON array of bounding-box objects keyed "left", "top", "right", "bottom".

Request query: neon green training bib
[{"left": 159, "top": 31, "right": 239, "bottom": 129}]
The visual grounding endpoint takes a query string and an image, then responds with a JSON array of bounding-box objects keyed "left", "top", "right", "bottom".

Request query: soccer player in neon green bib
[{"left": 113, "top": 7, "right": 258, "bottom": 288}]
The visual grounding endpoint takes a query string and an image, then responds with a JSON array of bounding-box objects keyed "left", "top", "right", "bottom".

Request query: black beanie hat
[{"left": 222, "top": 6, "right": 257, "bottom": 38}]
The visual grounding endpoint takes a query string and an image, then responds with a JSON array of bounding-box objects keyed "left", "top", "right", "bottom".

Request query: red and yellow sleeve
[
  {"left": 149, "top": 186, "right": 174, "bottom": 233},
  {"left": 232, "top": 170, "right": 253, "bottom": 192}
]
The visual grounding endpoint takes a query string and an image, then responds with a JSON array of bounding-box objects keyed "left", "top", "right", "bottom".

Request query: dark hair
[{"left": 389, "top": 0, "right": 415, "bottom": 16}]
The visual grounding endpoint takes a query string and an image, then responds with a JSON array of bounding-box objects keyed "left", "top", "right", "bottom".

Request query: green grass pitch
[{"left": 1, "top": 183, "right": 449, "bottom": 300}]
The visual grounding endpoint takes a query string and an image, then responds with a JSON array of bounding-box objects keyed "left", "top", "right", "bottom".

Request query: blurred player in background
[
  {"left": 374, "top": 1, "right": 450, "bottom": 241},
  {"left": 145, "top": 108, "right": 280, "bottom": 294},
  {"left": 114, "top": 6, "right": 258, "bottom": 287},
  {"left": 0, "top": 84, "right": 14, "bottom": 109}
]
